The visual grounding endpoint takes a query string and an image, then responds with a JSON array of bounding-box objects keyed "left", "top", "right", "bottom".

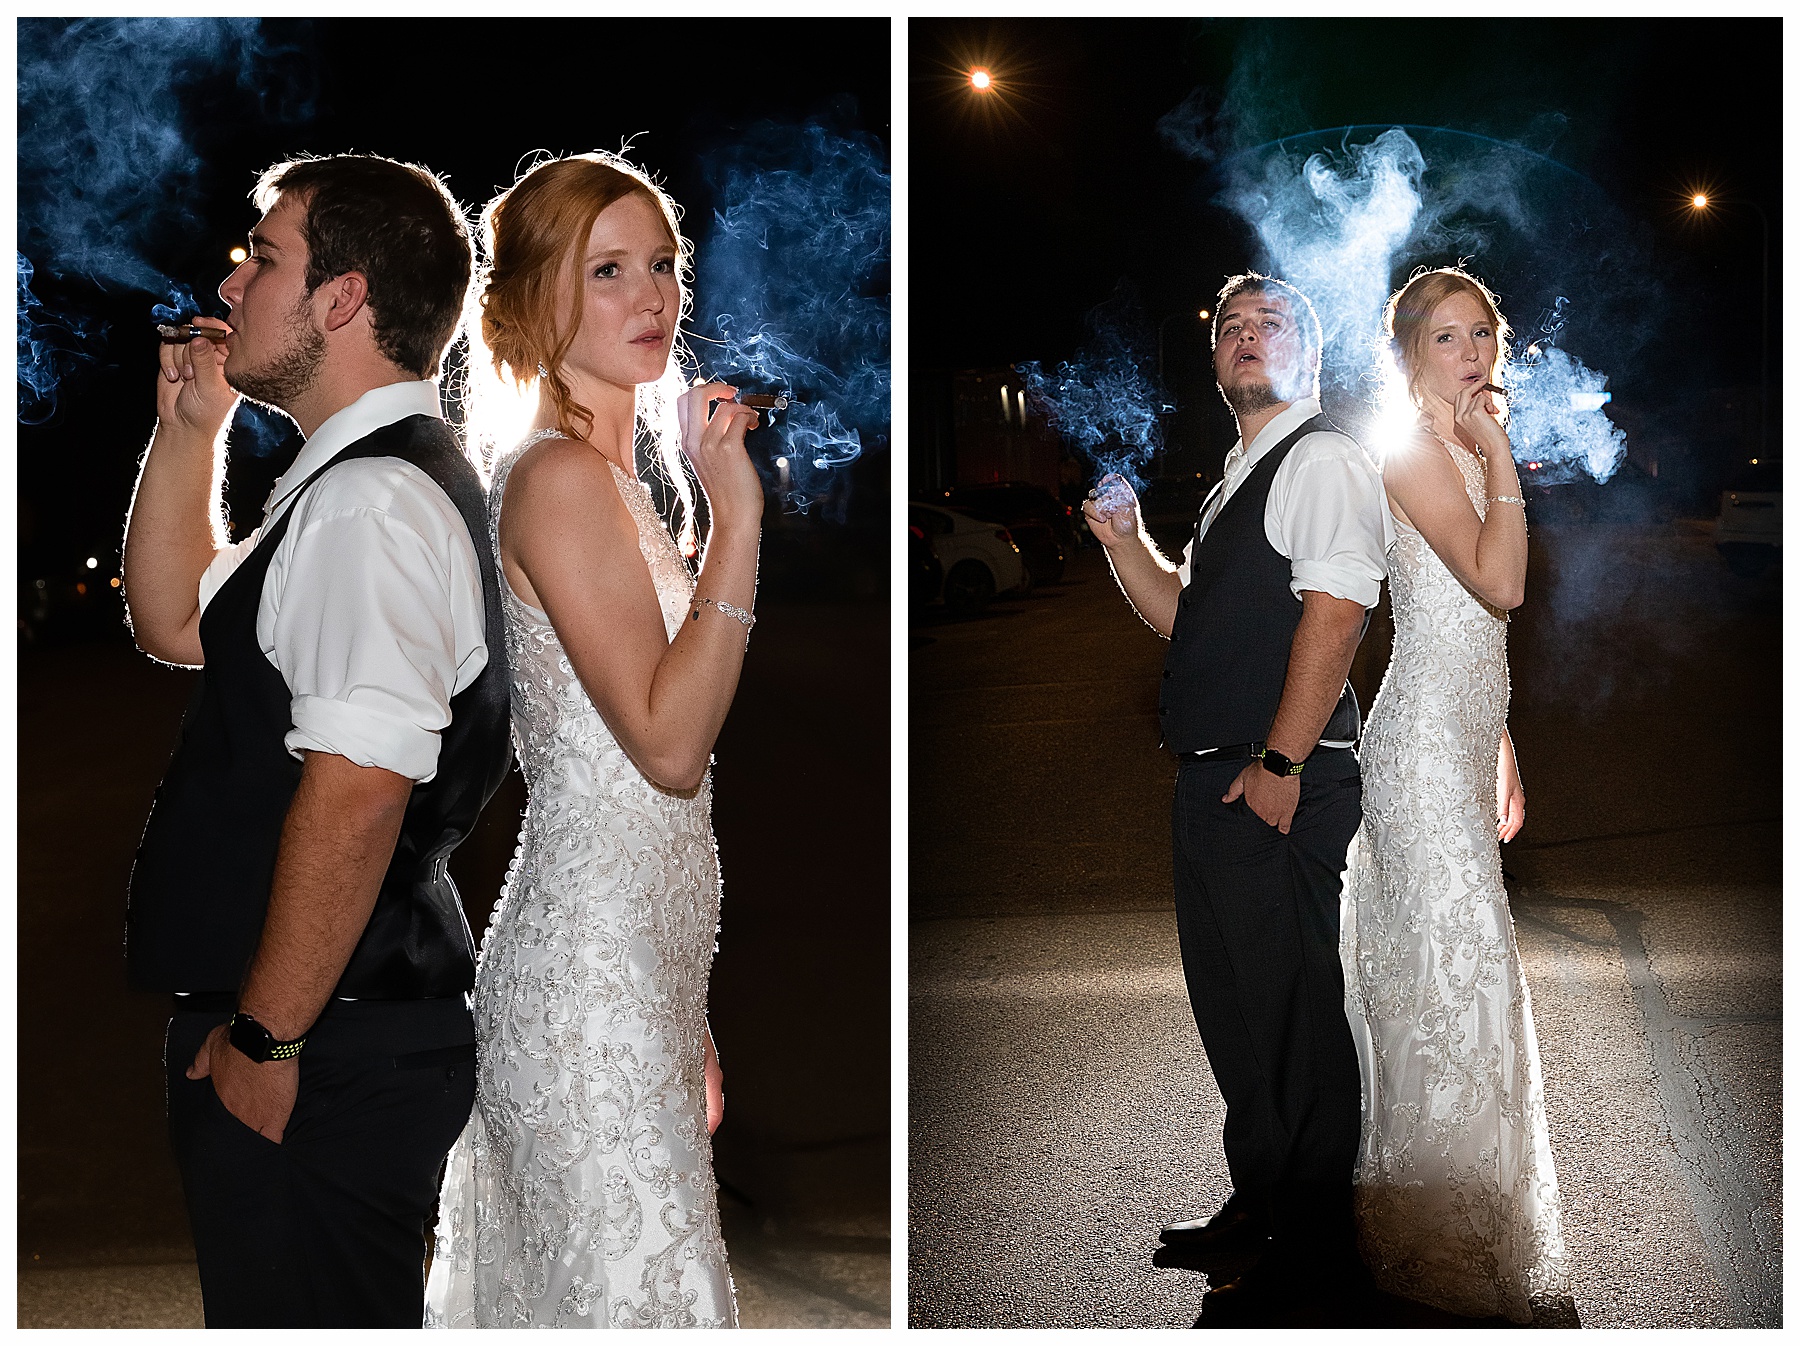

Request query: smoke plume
[
  {"left": 17, "top": 17, "right": 312, "bottom": 420},
  {"left": 693, "top": 117, "right": 890, "bottom": 516}
]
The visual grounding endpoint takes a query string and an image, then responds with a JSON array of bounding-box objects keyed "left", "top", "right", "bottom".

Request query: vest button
[
  {"left": 1159, "top": 706, "right": 1168, "bottom": 714},
  {"left": 1162, "top": 670, "right": 1170, "bottom": 679}
]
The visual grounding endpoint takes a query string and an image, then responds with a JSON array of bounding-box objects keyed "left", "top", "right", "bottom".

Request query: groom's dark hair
[{"left": 253, "top": 154, "right": 472, "bottom": 379}]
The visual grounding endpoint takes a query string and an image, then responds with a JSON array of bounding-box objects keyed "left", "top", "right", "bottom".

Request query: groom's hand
[
  {"left": 187, "top": 1024, "right": 299, "bottom": 1144},
  {"left": 1224, "top": 762, "right": 1301, "bottom": 834}
]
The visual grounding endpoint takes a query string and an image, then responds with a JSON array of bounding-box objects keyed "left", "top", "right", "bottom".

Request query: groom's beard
[
  {"left": 1221, "top": 378, "right": 1282, "bottom": 418},
  {"left": 227, "top": 296, "right": 326, "bottom": 412}
]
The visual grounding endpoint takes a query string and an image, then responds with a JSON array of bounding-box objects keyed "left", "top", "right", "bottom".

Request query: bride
[
  {"left": 1340, "top": 267, "right": 1570, "bottom": 1322},
  {"left": 425, "top": 152, "right": 764, "bottom": 1328}
]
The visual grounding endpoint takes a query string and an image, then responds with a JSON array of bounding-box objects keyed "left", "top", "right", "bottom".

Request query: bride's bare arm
[
  {"left": 501, "top": 396, "right": 764, "bottom": 792},
  {"left": 1384, "top": 384, "right": 1527, "bottom": 610}
]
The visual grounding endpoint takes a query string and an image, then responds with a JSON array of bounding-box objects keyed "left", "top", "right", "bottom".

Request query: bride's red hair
[{"left": 479, "top": 152, "right": 690, "bottom": 445}]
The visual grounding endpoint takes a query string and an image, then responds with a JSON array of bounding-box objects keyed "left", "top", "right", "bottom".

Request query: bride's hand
[
  {"left": 1452, "top": 378, "right": 1507, "bottom": 456},
  {"left": 703, "top": 1027, "right": 725, "bottom": 1136},
  {"left": 677, "top": 382, "right": 765, "bottom": 532},
  {"left": 1497, "top": 734, "right": 1525, "bottom": 842}
]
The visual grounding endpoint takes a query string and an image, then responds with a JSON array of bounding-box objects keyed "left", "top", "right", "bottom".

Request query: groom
[
  {"left": 1083, "top": 273, "right": 1387, "bottom": 1323},
  {"left": 122, "top": 154, "right": 510, "bottom": 1326}
]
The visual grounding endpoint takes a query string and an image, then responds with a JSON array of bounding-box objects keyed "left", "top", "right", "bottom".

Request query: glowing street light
[
  {"left": 969, "top": 66, "right": 993, "bottom": 92},
  {"left": 1688, "top": 190, "right": 1769, "bottom": 457}
]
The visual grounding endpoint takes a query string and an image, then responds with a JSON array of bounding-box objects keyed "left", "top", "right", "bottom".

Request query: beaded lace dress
[
  {"left": 426, "top": 431, "right": 735, "bottom": 1328},
  {"left": 1339, "top": 433, "right": 1569, "bottom": 1323}
]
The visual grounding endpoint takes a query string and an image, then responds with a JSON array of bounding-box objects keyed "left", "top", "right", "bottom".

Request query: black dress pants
[
  {"left": 166, "top": 997, "right": 476, "bottom": 1327},
  {"left": 1170, "top": 749, "right": 1363, "bottom": 1263}
]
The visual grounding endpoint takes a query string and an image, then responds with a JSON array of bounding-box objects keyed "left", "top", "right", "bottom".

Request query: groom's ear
[{"left": 315, "top": 270, "right": 371, "bottom": 334}]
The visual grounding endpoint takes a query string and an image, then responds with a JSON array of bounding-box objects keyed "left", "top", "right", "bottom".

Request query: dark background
[
  {"left": 19, "top": 15, "right": 890, "bottom": 1304},
  {"left": 909, "top": 17, "right": 1780, "bottom": 509}
]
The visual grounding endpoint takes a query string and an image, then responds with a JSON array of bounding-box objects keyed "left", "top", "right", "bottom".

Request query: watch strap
[{"left": 228, "top": 1011, "right": 306, "bottom": 1063}]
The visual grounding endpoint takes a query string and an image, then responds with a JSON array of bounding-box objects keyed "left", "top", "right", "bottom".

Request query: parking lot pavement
[
  {"left": 18, "top": 1204, "right": 890, "bottom": 1329},
  {"left": 909, "top": 528, "right": 1780, "bottom": 1328}
]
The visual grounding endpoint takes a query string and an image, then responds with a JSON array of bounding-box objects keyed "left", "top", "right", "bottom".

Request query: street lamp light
[
  {"left": 969, "top": 66, "right": 993, "bottom": 92},
  {"left": 1689, "top": 192, "right": 1771, "bottom": 459}
]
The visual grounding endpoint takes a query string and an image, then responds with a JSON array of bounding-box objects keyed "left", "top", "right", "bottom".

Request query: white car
[
  {"left": 909, "top": 502, "right": 1025, "bottom": 612},
  {"left": 1716, "top": 459, "right": 1781, "bottom": 577}
]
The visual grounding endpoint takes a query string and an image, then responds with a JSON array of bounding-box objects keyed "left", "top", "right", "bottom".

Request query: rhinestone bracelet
[
  {"left": 692, "top": 597, "right": 755, "bottom": 631},
  {"left": 1488, "top": 495, "right": 1525, "bottom": 507}
]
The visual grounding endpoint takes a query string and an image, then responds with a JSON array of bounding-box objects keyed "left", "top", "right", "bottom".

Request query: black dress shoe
[{"left": 1158, "top": 1192, "right": 1271, "bottom": 1257}]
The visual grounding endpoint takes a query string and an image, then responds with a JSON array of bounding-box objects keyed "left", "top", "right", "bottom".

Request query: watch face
[{"left": 228, "top": 1013, "right": 273, "bottom": 1063}]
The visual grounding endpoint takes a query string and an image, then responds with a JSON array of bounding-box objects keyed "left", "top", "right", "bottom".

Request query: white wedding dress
[
  {"left": 1339, "top": 433, "right": 1569, "bottom": 1323},
  {"left": 426, "top": 431, "right": 736, "bottom": 1328}
]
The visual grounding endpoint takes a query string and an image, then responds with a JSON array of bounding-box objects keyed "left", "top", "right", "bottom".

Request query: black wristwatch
[
  {"left": 1256, "top": 745, "right": 1305, "bottom": 778},
  {"left": 228, "top": 1011, "right": 306, "bottom": 1063}
]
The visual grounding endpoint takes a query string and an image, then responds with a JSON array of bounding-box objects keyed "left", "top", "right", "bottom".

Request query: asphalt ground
[
  {"left": 18, "top": 596, "right": 889, "bottom": 1329},
  {"left": 909, "top": 519, "right": 1780, "bottom": 1328}
]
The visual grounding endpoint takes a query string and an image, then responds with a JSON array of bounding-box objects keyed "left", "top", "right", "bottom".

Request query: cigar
[
  {"left": 1480, "top": 382, "right": 1505, "bottom": 396},
  {"left": 155, "top": 322, "right": 227, "bottom": 344},
  {"left": 732, "top": 392, "right": 793, "bottom": 411}
]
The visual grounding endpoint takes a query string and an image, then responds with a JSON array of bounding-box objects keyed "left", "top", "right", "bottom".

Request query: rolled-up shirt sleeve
[
  {"left": 267, "top": 505, "right": 463, "bottom": 782},
  {"left": 1274, "top": 439, "right": 1390, "bottom": 609}
]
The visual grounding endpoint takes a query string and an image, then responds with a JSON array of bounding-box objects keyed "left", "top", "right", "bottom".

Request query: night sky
[
  {"left": 909, "top": 18, "right": 1781, "bottom": 494},
  {"left": 19, "top": 17, "right": 889, "bottom": 620}
]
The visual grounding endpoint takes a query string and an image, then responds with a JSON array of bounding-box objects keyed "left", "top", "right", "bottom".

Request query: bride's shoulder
[
  {"left": 1379, "top": 429, "right": 1457, "bottom": 481},
  {"left": 501, "top": 434, "right": 629, "bottom": 523}
]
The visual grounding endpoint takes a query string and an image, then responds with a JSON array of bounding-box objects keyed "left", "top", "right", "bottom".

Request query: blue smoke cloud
[
  {"left": 18, "top": 254, "right": 104, "bottom": 425},
  {"left": 1018, "top": 285, "right": 1172, "bottom": 502},
  {"left": 693, "top": 119, "right": 890, "bottom": 516},
  {"left": 17, "top": 17, "right": 312, "bottom": 422},
  {"left": 1222, "top": 128, "right": 1423, "bottom": 404},
  {"left": 1165, "top": 87, "right": 1634, "bottom": 486}
]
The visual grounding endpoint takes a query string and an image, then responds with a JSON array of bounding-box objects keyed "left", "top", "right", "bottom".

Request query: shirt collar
[
  {"left": 1225, "top": 395, "right": 1324, "bottom": 476},
  {"left": 264, "top": 380, "right": 445, "bottom": 520}
]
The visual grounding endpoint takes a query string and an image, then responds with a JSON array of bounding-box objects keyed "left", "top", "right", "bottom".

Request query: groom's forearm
[
  {"left": 1102, "top": 533, "right": 1183, "bottom": 637},
  {"left": 236, "top": 750, "right": 413, "bottom": 1042},
  {"left": 1265, "top": 589, "right": 1367, "bottom": 761},
  {"left": 122, "top": 420, "right": 229, "bottom": 666}
]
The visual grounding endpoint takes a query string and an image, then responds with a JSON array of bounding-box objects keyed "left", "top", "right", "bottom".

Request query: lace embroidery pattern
[
  {"left": 426, "top": 431, "right": 735, "bottom": 1328},
  {"left": 1341, "top": 435, "right": 1570, "bottom": 1323}
]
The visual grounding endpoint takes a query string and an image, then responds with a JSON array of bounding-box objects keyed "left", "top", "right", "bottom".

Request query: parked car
[
  {"left": 1716, "top": 458, "right": 1781, "bottom": 577},
  {"left": 942, "top": 482, "right": 1080, "bottom": 583},
  {"left": 909, "top": 502, "right": 1025, "bottom": 613},
  {"left": 910, "top": 520, "right": 942, "bottom": 607}
]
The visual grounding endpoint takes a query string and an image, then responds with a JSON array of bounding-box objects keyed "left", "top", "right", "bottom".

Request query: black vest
[
  {"left": 126, "top": 414, "right": 512, "bottom": 998},
  {"left": 1158, "top": 415, "right": 1363, "bottom": 753}
]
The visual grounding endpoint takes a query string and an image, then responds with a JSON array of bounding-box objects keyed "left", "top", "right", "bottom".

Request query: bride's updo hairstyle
[
  {"left": 465, "top": 150, "right": 696, "bottom": 553},
  {"left": 1383, "top": 266, "right": 1512, "bottom": 409}
]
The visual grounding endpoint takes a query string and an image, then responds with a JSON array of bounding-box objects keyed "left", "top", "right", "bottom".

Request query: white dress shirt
[
  {"left": 198, "top": 380, "right": 488, "bottom": 783},
  {"left": 1178, "top": 396, "right": 1391, "bottom": 608}
]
